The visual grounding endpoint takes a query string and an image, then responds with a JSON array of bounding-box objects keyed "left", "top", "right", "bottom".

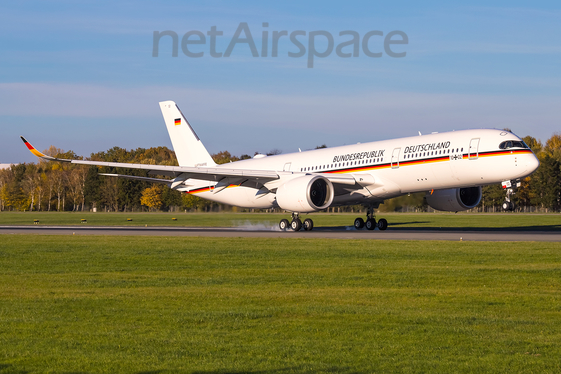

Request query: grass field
[
  {"left": 0, "top": 211, "right": 560, "bottom": 231},
  {"left": 1, "top": 235, "right": 560, "bottom": 373}
]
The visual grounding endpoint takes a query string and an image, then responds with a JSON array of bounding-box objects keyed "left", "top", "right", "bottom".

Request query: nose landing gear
[{"left": 501, "top": 180, "right": 520, "bottom": 211}]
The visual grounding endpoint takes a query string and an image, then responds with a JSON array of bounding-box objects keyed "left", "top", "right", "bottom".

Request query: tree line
[{"left": 1, "top": 134, "right": 560, "bottom": 212}]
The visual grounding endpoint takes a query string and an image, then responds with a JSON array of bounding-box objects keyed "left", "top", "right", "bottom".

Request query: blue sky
[{"left": 1, "top": 0, "right": 560, "bottom": 163}]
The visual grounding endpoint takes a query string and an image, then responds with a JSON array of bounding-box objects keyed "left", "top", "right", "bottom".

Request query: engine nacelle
[
  {"left": 425, "top": 187, "right": 482, "bottom": 212},
  {"left": 276, "top": 175, "right": 334, "bottom": 213}
]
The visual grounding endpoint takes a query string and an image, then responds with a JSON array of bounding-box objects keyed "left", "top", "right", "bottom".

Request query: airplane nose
[{"left": 527, "top": 154, "right": 540, "bottom": 174}]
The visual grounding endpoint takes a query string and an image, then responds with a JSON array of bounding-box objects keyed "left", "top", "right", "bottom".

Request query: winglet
[{"left": 20, "top": 136, "right": 70, "bottom": 162}]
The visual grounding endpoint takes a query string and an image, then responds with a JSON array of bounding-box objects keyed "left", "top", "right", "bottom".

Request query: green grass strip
[
  {"left": 0, "top": 236, "right": 560, "bottom": 373},
  {"left": 1, "top": 211, "right": 560, "bottom": 231}
]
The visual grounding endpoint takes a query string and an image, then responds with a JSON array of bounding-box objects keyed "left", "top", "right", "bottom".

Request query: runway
[{"left": 1, "top": 225, "right": 560, "bottom": 241}]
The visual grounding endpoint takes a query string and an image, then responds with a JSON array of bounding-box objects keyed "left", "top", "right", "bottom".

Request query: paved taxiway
[{"left": 1, "top": 225, "right": 559, "bottom": 241}]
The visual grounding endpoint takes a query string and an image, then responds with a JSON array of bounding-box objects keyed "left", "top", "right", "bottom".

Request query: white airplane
[{"left": 22, "top": 100, "right": 539, "bottom": 231}]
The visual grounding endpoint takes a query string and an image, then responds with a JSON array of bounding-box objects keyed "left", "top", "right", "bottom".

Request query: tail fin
[{"left": 159, "top": 101, "right": 216, "bottom": 167}]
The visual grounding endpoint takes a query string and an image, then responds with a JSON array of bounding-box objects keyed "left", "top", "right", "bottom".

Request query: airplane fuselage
[{"left": 183, "top": 128, "right": 539, "bottom": 209}]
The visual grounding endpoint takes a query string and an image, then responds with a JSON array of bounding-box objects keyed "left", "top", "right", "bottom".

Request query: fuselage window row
[
  {"left": 298, "top": 143, "right": 492, "bottom": 171},
  {"left": 298, "top": 147, "right": 473, "bottom": 167},
  {"left": 404, "top": 148, "right": 468, "bottom": 160},
  {"left": 299, "top": 157, "right": 387, "bottom": 172}
]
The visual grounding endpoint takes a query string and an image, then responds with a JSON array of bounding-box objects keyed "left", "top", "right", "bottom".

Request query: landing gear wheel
[
  {"left": 303, "top": 218, "right": 314, "bottom": 231},
  {"left": 354, "top": 217, "right": 365, "bottom": 230},
  {"left": 502, "top": 201, "right": 514, "bottom": 211},
  {"left": 377, "top": 218, "right": 388, "bottom": 231},
  {"left": 366, "top": 218, "right": 377, "bottom": 230},
  {"left": 291, "top": 218, "right": 302, "bottom": 231},
  {"left": 279, "top": 219, "right": 289, "bottom": 231}
]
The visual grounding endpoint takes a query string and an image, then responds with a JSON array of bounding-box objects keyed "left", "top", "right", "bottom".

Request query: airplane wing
[
  {"left": 21, "top": 136, "right": 279, "bottom": 182},
  {"left": 21, "top": 137, "right": 358, "bottom": 188}
]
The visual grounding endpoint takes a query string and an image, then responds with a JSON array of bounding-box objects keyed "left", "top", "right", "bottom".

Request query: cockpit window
[{"left": 499, "top": 140, "right": 529, "bottom": 149}]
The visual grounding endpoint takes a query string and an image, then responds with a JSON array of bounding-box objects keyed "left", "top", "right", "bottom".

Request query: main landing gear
[
  {"left": 501, "top": 180, "right": 520, "bottom": 211},
  {"left": 279, "top": 213, "right": 314, "bottom": 232},
  {"left": 354, "top": 206, "right": 388, "bottom": 231}
]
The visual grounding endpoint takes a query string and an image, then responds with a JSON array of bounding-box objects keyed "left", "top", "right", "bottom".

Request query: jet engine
[
  {"left": 425, "top": 187, "right": 482, "bottom": 212},
  {"left": 275, "top": 175, "right": 334, "bottom": 213}
]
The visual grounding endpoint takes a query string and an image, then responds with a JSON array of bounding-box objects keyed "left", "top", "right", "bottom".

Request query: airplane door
[
  {"left": 283, "top": 162, "right": 292, "bottom": 171},
  {"left": 391, "top": 148, "right": 401, "bottom": 169},
  {"left": 468, "top": 138, "right": 480, "bottom": 160}
]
